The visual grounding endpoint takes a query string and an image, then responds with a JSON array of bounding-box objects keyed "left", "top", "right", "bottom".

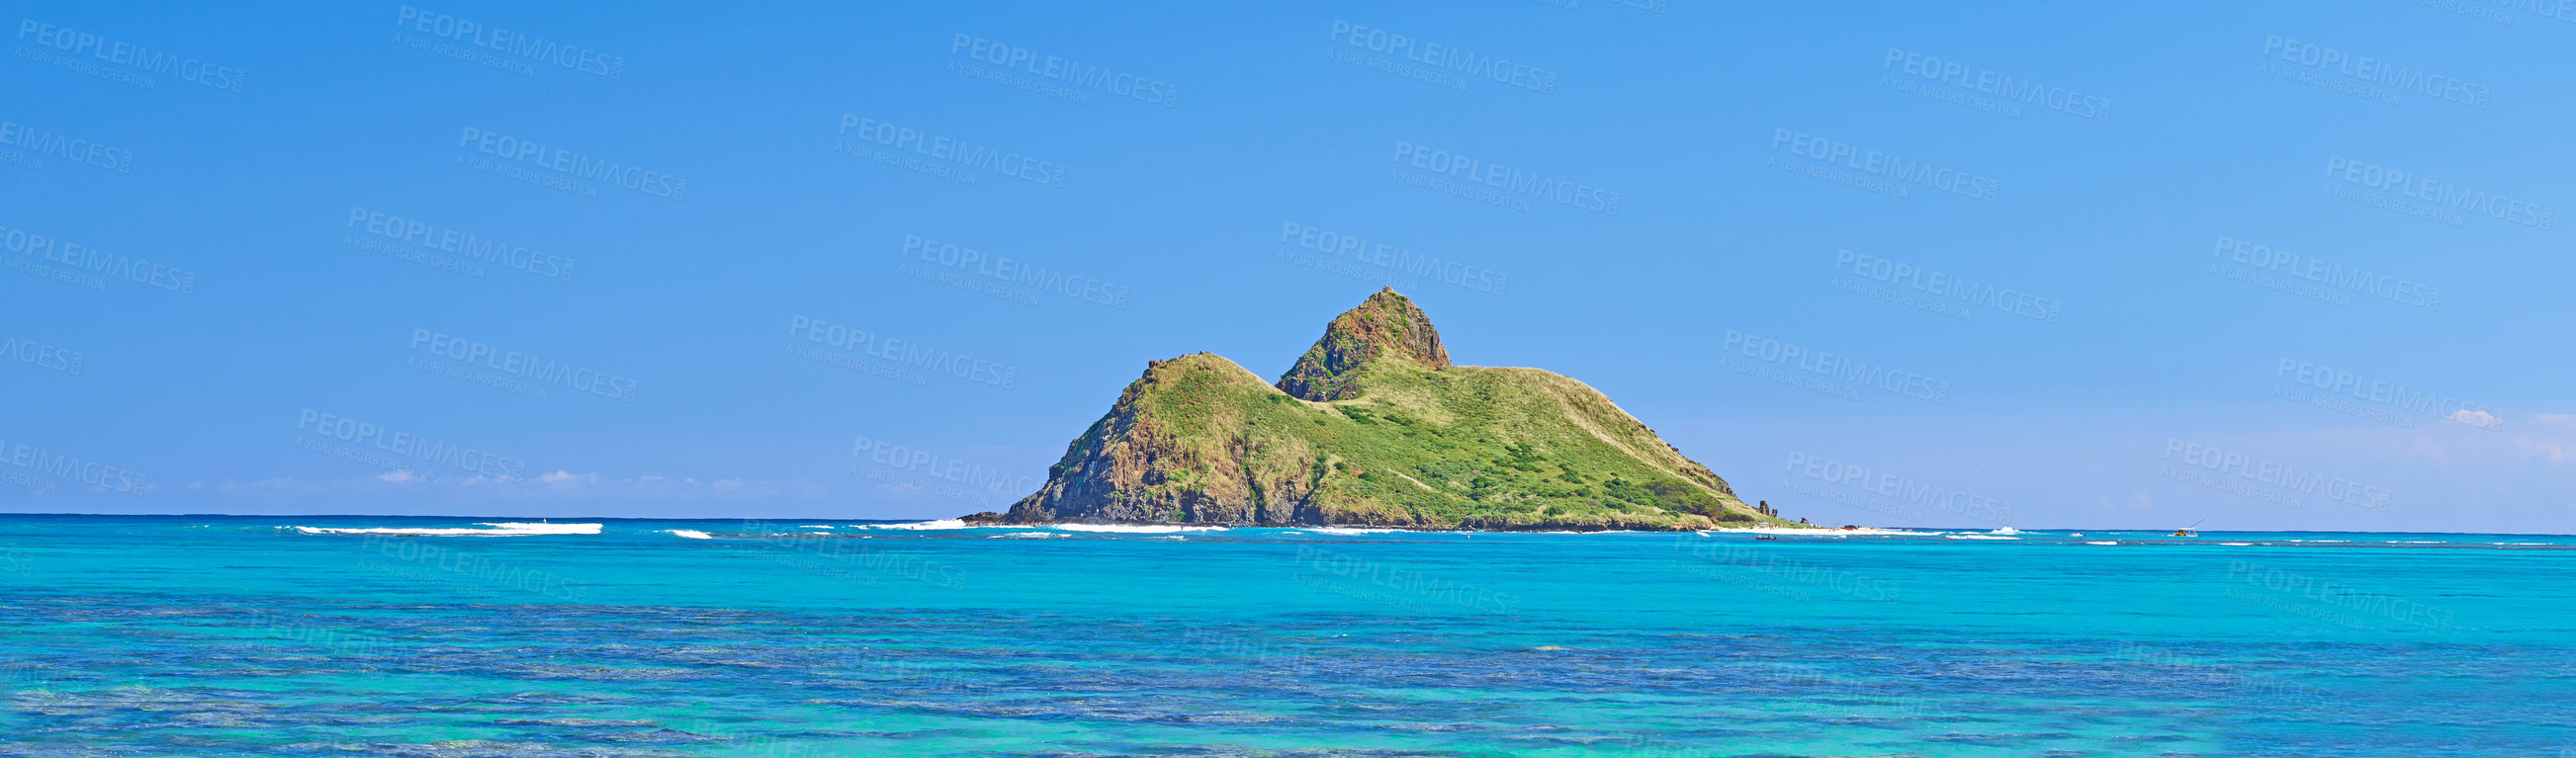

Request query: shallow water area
[{"left": 1, "top": 515, "right": 2570, "bottom": 756}]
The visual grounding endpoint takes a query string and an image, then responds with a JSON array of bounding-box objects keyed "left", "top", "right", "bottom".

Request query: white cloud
[{"left": 2517, "top": 439, "right": 2571, "bottom": 467}]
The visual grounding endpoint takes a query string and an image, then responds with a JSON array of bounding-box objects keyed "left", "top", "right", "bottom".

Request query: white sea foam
[
  {"left": 990, "top": 532, "right": 1067, "bottom": 539},
  {"left": 290, "top": 522, "right": 601, "bottom": 537},
  {"left": 668, "top": 530, "right": 713, "bottom": 540},
  {"left": 1304, "top": 527, "right": 1404, "bottom": 535},
  {"left": 1989, "top": 527, "right": 2023, "bottom": 536},
  {"left": 1708, "top": 526, "right": 1913, "bottom": 536},
  {"left": 861, "top": 519, "right": 972, "bottom": 531},
  {"left": 1048, "top": 524, "right": 1229, "bottom": 534},
  {"left": 2219, "top": 542, "right": 2254, "bottom": 547},
  {"left": 1944, "top": 534, "right": 2018, "bottom": 541},
  {"left": 2085, "top": 541, "right": 2118, "bottom": 546},
  {"left": 799, "top": 525, "right": 834, "bottom": 529}
]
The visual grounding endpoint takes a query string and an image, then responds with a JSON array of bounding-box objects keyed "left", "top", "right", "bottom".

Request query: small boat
[
  {"left": 1753, "top": 536, "right": 1777, "bottom": 541},
  {"left": 2170, "top": 529, "right": 2196, "bottom": 538}
]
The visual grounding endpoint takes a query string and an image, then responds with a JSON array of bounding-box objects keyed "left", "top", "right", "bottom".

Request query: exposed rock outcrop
[
  {"left": 992, "top": 290, "right": 1777, "bottom": 532},
  {"left": 1276, "top": 288, "right": 1451, "bottom": 401}
]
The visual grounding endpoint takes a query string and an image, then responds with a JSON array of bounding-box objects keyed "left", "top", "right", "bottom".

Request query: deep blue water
[{"left": 1, "top": 514, "right": 2570, "bottom": 756}]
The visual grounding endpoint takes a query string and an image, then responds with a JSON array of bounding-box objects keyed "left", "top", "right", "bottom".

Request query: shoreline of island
[{"left": 957, "top": 512, "right": 1913, "bottom": 535}]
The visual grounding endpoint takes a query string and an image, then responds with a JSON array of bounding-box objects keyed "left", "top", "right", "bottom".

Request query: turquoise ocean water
[{"left": 1, "top": 514, "right": 2569, "bottom": 756}]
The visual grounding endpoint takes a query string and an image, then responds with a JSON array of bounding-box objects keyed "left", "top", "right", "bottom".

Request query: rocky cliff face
[
  {"left": 1276, "top": 288, "right": 1451, "bottom": 401},
  {"left": 985, "top": 290, "right": 1773, "bottom": 531},
  {"left": 1002, "top": 353, "right": 1329, "bottom": 526}
]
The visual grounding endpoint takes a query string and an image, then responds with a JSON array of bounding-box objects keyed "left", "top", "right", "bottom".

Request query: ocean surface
[{"left": 0, "top": 515, "right": 2570, "bottom": 757}]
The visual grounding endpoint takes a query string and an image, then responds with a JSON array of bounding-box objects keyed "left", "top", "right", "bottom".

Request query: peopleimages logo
[
  {"left": 2211, "top": 236, "right": 2437, "bottom": 309},
  {"left": 2226, "top": 559, "right": 2453, "bottom": 632},
  {"left": 406, "top": 329, "right": 638, "bottom": 402},
  {"left": 2324, "top": 156, "right": 2550, "bottom": 229},
  {"left": 1721, "top": 329, "right": 1951, "bottom": 403},
  {"left": 15, "top": 18, "right": 248, "bottom": 92},
  {"left": 787, "top": 316, "right": 1020, "bottom": 389},
  {"left": 294, "top": 409, "right": 529, "bottom": 480},
  {"left": 395, "top": 6, "right": 625, "bottom": 78},
  {"left": 2261, "top": 36, "right": 2489, "bottom": 109},
  {"left": 1881, "top": 47, "right": 2111, "bottom": 122},
  {"left": 456, "top": 126, "right": 688, "bottom": 201},
  {"left": 1, "top": 334, "right": 82, "bottom": 375},
  {"left": 947, "top": 35, "right": 1178, "bottom": 107},
  {"left": 1673, "top": 540, "right": 1905, "bottom": 602},
  {"left": 1782, "top": 452, "right": 2011, "bottom": 524},
  {"left": 1832, "top": 250, "right": 2060, "bottom": 323},
  {"left": 1389, "top": 140, "right": 1620, "bottom": 215},
  {"left": 1768, "top": 128, "right": 1999, "bottom": 203},
  {"left": 1327, "top": 21, "right": 1557, "bottom": 94},
  {"left": 2274, "top": 358, "right": 2500, "bottom": 431},
  {"left": 851, "top": 436, "right": 1037, "bottom": 498},
  {"left": 0, "top": 222, "right": 198, "bottom": 295},
  {"left": 0, "top": 118, "right": 135, "bottom": 172},
  {"left": 900, "top": 235, "right": 1127, "bottom": 307},
  {"left": 346, "top": 208, "right": 576, "bottom": 281},
  {"left": 1293, "top": 545, "right": 1523, "bottom": 614},
  {"left": 0, "top": 436, "right": 147, "bottom": 495},
  {"left": 837, "top": 116, "right": 1066, "bottom": 188},
  {"left": 2162, "top": 439, "right": 2391, "bottom": 511},
  {"left": 1279, "top": 222, "right": 1508, "bottom": 295}
]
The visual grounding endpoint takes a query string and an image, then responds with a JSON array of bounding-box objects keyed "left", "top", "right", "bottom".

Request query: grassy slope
[{"left": 1082, "top": 352, "right": 1783, "bottom": 530}]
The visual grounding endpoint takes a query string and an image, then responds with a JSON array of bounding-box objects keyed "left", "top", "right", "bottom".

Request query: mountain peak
[
  {"left": 1276, "top": 289, "right": 1452, "bottom": 401},
  {"left": 989, "top": 288, "right": 1779, "bottom": 532}
]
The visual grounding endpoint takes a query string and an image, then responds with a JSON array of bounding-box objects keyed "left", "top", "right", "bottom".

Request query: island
[{"left": 962, "top": 289, "right": 1806, "bottom": 532}]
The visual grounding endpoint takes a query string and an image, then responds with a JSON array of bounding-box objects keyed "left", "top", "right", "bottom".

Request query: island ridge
[{"left": 967, "top": 289, "right": 1805, "bottom": 532}]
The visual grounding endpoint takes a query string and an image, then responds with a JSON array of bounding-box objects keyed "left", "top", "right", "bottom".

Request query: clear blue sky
[{"left": 4, "top": 0, "right": 2569, "bottom": 532}]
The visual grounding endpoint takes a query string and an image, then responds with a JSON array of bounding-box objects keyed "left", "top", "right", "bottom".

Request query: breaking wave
[
  {"left": 289, "top": 522, "right": 600, "bottom": 537},
  {"left": 1049, "top": 524, "right": 1229, "bottom": 534}
]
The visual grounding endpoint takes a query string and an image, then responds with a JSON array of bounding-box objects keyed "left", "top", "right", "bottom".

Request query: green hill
[{"left": 974, "top": 289, "right": 1793, "bottom": 531}]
